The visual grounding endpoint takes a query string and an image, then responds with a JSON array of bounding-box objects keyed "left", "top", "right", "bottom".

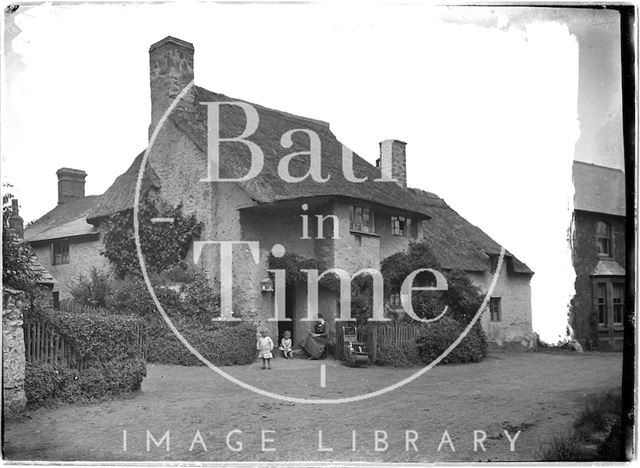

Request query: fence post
[{"left": 370, "top": 328, "right": 377, "bottom": 364}]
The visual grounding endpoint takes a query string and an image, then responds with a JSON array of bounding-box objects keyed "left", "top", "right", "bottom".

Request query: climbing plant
[
  {"left": 2, "top": 188, "right": 42, "bottom": 291},
  {"left": 101, "top": 197, "right": 200, "bottom": 278}
]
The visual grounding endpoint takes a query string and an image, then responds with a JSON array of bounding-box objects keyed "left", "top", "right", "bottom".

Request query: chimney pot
[
  {"left": 377, "top": 139, "right": 407, "bottom": 188},
  {"left": 149, "top": 36, "right": 195, "bottom": 137},
  {"left": 56, "top": 168, "right": 86, "bottom": 204}
]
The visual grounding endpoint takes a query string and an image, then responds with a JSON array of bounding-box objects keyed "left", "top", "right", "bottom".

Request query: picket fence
[{"left": 335, "top": 323, "right": 421, "bottom": 363}]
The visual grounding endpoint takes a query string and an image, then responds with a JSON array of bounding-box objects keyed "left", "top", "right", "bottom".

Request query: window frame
[
  {"left": 489, "top": 297, "right": 502, "bottom": 322},
  {"left": 349, "top": 204, "right": 375, "bottom": 234},
  {"left": 596, "top": 221, "right": 612, "bottom": 257},
  {"left": 391, "top": 215, "right": 412, "bottom": 237},
  {"left": 612, "top": 282, "right": 624, "bottom": 326},
  {"left": 596, "top": 282, "right": 608, "bottom": 328},
  {"left": 52, "top": 240, "right": 70, "bottom": 265}
]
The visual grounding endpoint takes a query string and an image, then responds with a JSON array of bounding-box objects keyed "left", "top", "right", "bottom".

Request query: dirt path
[{"left": 3, "top": 351, "right": 623, "bottom": 463}]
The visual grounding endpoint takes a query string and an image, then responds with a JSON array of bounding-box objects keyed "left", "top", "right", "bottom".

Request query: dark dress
[{"left": 302, "top": 321, "right": 329, "bottom": 359}]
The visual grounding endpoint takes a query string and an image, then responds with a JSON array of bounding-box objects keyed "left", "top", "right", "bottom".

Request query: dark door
[{"left": 278, "top": 285, "right": 295, "bottom": 342}]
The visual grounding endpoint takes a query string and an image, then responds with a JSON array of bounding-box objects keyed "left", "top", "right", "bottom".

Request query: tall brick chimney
[
  {"left": 8, "top": 199, "right": 23, "bottom": 239},
  {"left": 56, "top": 168, "right": 86, "bottom": 204},
  {"left": 149, "top": 36, "right": 195, "bottom": 137},
  {"left": 376, "top": 139, "right": 407, "bottom": 188}
]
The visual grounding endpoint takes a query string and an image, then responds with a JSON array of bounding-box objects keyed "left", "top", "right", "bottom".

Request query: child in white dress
[
  {"left": 280, "top": 330, "right": 293, "bottom": 359},
  {"left": 256, "top": 329, "right": 274, "bottom": 369}
]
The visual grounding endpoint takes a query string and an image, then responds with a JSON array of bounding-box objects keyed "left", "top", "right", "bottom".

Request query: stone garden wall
[{"left": 3, "top": 288, "right": 27, "bottom": 415}]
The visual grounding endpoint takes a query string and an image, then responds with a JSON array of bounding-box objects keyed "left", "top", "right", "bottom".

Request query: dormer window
[
  {"left": 596, "top": 221, "right": 611, "bottom": 257},
  {"left": 391, "top": 216, "right": 411, "bottom": 236},
  {"left": 350, "top": 205, "right": 375, "bottom": 233}
]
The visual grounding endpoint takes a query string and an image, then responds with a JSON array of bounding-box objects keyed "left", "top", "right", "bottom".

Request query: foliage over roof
[{"left": 573, "top": 161, "right": 625, "bottom": 216}]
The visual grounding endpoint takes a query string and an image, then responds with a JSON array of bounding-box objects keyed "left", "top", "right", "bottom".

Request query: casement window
[
  {"left": 596, "top": 282, "right": 607, "bottom": 326},
  {"left": 489, "top": 297, "right": 501, "bottom": 322},
  {"left": 612, "top": 283, "right": 624, "bottom": 325},
  {"left": 349, "top": 205, "right": 375, "bottom": 233},
  {"left": 391, "top": 216, "right": 412, "bottom": 236},
  {"left": 52, "top": 240, "right": 70, "bottom": 265},
  {"left": 389, "top": 292, "right": 402, "bottom": 308},
  {"left": 596, "top": 221, "right": 611, "bottom": 257}
]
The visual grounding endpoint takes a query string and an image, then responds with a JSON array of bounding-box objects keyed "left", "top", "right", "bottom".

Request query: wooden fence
[
  {"left": 23, "top": 321, "right": 147, "bottom": 370},
  {"left": 335, "top": 323, "right": 421, "bottom": 364}
]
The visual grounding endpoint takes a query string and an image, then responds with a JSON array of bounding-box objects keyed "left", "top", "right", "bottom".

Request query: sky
[{"left": 2, "top": 2, "right": 624, "bottom": 342}]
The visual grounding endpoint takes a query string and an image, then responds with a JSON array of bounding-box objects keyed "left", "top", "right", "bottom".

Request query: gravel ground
[{"left": 3, "top": 351, "right": 623, "bottom": 463}]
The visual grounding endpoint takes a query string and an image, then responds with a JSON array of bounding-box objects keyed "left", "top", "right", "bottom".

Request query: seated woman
[{"left": 301, "top": 314, "right": 329, "bottom": 359}]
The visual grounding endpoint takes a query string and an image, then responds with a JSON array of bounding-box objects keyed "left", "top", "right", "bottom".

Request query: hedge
[
  {"left": 25, "top": 359, "right": 146, "bottom": 408},
  {"left": 30, "top": 310, "right": 145, "bottom": 363},
  {"left": 146, "top": 318, "right": 256, "bottom": 366},
  {"left": 415, "top": 316, "right": 488, "bottom": 364}
]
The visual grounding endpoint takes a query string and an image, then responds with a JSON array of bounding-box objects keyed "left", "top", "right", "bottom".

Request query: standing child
[
  {"left": 280, "top": 330, "right": 293, "bottom": 359},
  {"left": 256, "top": 329, "right": 274, "bottom": 370}
]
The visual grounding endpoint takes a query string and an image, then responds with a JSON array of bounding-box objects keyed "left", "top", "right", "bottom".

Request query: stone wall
[{"left": 3, "top": 288, "right": 27, "bottom": 416}]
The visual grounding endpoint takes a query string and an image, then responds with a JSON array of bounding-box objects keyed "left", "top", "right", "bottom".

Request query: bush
[
  {"left": 30, "top": 310, "right": 145, "bottom": 363},
  {"left": 415, "top": 317, "right": 488, "bottom": 364},
  {"left": 375, "top": 346, "right": 413, "bottom": 368},
  {"left": 70, "top": 267, "right": 112, "bottom": 308},
  {"left": 146, "top": 318, "right": 256, "bottom": 366},
  {"left": 540, "top": 432, "right": 589, "bottom": 461},
  {"left": 24, "top": 359, "right": 145, "bottom": 408}
]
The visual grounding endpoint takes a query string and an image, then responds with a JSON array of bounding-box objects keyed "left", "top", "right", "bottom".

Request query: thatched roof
[
  {"left": 169, "top": 86, "right": 432, "bottom": 218},
  {"left": 29, "top": 83, "right": 531, "bottom": 277},
  {"left": 86, "top": 151, "right": 160, "bottom": 222},
  {"left": 25, "top": 195, "right": 102, "bottom": 243},
  {"left": 573, "top": 161, "right": 625, "bottom": 216},
  {"left": 410, "top": 188, "right": 533, "bottom": 275}
]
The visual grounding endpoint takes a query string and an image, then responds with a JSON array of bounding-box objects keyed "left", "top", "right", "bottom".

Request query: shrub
[
  {"left": 24, "top": 359, "right": 146, "bottom": 408},
  {"left": 70, "top": 267, "right": 112, "bottom": 308},
  {"left": 540, "top": 433, "right": 589, "bottom": 461},
  {"left": 415, "top": 317, "right": 488, "bottom": 364},
  {"left": 146, "top": 318, "right": 256, "bottom": 366},
  {"left": 375, "top": 346, "right": 413, "bottom": 368},
  {"left": 30, "top": 310, "right": 145, "bottom": 363},
  {"left": 3, "top": 190, "right": 42, "bottom": 292},
  {"left": 101, "top": 196, "right": 200, "bottom": 278}
]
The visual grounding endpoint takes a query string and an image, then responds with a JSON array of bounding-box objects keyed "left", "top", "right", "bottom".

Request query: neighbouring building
[
  {"left": 25, "top": 36, "right": 535, "bottom": 349},
  {"left": 570, "top": 161, "right": 626, "bottom": 351}
]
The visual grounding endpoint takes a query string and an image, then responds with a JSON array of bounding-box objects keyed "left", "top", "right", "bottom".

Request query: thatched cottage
[{"left": 25, "top": 36, "right": 535, "bottom": 349}]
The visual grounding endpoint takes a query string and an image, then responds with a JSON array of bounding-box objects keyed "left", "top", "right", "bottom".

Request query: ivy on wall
[{"left": 101, "top": 197, "right": 201, "bottom": 278}]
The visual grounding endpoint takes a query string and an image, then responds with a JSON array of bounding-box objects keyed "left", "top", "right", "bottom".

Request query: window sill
[{"left": 350, "top": 230, "right": 379, "bottom": 238}]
